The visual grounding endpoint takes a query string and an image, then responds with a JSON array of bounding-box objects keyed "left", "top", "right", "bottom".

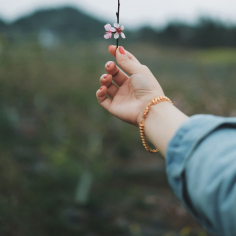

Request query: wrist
[
  {"left": 145, "top": 101, "right": 173, "bottom": 126},
  {"left": 136, "top": 100, "right": 170, "bottom": 127},
  {"left": 143, "top": 101, "right": 188, "bottom": 156}
]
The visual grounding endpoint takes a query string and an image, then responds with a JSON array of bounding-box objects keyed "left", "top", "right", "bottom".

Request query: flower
[
  {"left": 104, "top": 24, "right": 116, "bottom": 39},
  {"left": 104, "top": 23, "right": 126, "bottom": 40},
  {"left": 113, "top": 23, "right": 125, "bottom": 39}
]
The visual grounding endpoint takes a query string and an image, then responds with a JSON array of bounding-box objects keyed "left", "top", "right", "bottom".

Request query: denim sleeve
[{"left": 166, "top": 115, "right": 236, "bottom": 236}]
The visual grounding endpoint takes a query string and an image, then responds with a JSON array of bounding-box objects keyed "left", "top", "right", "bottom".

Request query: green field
[{"left": 0, "top": 39, "right": 235, "bottom": 236}]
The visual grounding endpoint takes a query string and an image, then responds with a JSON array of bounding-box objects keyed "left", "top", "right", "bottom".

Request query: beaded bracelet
[{"left": 139, "top": 96, "right": 173, "bottom": 153}]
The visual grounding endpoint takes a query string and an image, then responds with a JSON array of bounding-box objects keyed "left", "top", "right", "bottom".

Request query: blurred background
[{"left": 0, "top": 0, "right": 236, "bottom": 235}]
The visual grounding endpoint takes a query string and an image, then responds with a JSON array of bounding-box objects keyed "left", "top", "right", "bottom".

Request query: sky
[{"left": 1, "top": 0, "right": 236, "bottom": 29}]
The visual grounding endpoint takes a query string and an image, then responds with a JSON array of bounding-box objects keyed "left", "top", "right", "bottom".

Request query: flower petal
[
  {"left": 105, "top": 24, "right": 111, "bottom": 31},
  {"left": 114, "top": 32, "right": 119, "bottom": 39},
  {"left": 121, "top": 32, "right": 126, "bottom": 39},
  {"left": 104, "top": 34, "right": 109, "bottom": 39},
  {"left": 114, "top": 23, "right": 120, "bottom": 28},
  {"left": 120, "top": 25, "right": 124, "bottom": 30},
  {"left": 104, "top": 32, "right": 112, "bottom": 39},
  {"left": 110, "top": 27, "right": 116, "bottom": 32}
]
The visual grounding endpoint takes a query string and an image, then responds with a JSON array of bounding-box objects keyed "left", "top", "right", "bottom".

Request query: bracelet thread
[{"left": 139, "top": 96, "right": 173, "bottom": 153}]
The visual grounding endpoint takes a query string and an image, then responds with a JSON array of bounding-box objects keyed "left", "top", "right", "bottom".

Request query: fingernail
[
  {"left": 106, "top": 61, "right": 113, "bottom": 68},
  {"left": 119, "top": 46, "right": 125, "bottom": 55},
  {"left": 104, "top": 74, "right": 108, "bottom": 78},
  {"left": 100, "top": 86, "right": 104, "bottom": 90}
]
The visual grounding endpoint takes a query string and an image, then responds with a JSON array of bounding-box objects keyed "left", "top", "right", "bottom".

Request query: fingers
[
  {"left": 97, "top": 46, "right": 145, "bottom": 113},
  {"left": 105, "top": 61, "right": 129, "bottom": 87},
  {"left": 115, "top": 46, "right": 143, "bottom": 75},
  {"left": 100, "top": 74, "right": 119, "bottom": 98},
  {"left": 108, "top": 45, "right": 141, "bottom": 64},
  {"left": 96, "top": 86, "right": 112, "bottom": 111}
]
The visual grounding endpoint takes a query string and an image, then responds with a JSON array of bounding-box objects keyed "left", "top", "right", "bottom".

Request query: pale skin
[{"left": 96, "top": 45, "right": 189, "bottom": 157}]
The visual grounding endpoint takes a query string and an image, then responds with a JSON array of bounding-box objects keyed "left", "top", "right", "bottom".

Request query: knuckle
[{"left": 112, "top": 69, "right": 119, "bottom": 77}]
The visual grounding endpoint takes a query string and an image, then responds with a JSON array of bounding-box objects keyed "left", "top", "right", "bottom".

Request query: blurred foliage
[
  {"left": 0, "top": 36, "right": 232, "bottom": 235},
  {"left": 137, "top": 18, "right": 236, "bottom": 48},
  {"left": 0, "top": 19, "right": 6, "bottom": 32}
]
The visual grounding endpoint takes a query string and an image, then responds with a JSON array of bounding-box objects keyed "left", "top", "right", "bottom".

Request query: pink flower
[
  {"left": 113, "top": 23, "right": 125, "bottom": 39},
  {"left": 104, "top": 24, "right": 116, "bottom": 39}
]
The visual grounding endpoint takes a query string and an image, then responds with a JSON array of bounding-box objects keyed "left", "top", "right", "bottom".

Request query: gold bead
[{"left": 139, "top": 95, "right": 172, "bottom": 154}]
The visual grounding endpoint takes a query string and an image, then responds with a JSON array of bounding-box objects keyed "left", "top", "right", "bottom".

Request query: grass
[{"left": 0, "top": 39, "right": 233, "bottom": 235}]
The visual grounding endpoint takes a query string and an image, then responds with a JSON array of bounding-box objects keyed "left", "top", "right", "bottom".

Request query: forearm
[{"left": 139, "top": 101, "right": 189, "bottom": 157}]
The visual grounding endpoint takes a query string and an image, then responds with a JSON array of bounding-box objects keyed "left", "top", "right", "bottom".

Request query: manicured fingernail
[
  {"left": 100, "top": 86, "right": 104, "bottom": 90},
  {"left": 104, "top": 74, "right": 108, "bottom": 78},
  {"left": 119, "top": 46, "right": 125, "bottom": 55},
  {"left": 106, "top": 61, "right": 113, "bottom": 68}
]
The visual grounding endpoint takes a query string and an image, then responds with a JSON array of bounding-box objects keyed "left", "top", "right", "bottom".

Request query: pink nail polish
[
  {"left": 107, "top": 61, "right": 113, "bottom": 68},
  {"left": 119, "top": 46, "right": 125, "bottom": 55},
  {"left": 104, "top": 74, "right": 108, "bottom": 78},
  {"left": 100, "top": 86, "right": 103, "bottom": 90}
]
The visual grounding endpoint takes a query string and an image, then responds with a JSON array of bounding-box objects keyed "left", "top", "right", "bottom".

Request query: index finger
[{"left": 108, "top": 45, "right": 141, "bottom": 64}]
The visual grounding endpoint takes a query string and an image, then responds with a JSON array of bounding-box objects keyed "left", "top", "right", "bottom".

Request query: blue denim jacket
[{"left": 166, "top": 115, "right": 236, "bottom": 236}]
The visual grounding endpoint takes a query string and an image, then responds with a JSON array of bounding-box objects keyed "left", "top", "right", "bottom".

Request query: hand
[{"left": 96, "top": 45, "right": 164, "bottom": 127}]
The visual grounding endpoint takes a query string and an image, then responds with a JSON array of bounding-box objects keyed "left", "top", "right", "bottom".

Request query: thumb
[{"left": 116, "top": 46, "right": 143, "bottom": 75}]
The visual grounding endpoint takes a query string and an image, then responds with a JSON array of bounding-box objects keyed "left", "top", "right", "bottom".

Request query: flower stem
[{"left": 116, "top": 0, "right": 120, "bottom": 49}]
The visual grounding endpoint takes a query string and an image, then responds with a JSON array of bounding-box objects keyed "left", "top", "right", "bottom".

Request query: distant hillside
[
  {"left": 5, "top": 7, "right": 106, "bottom": 41},
  {"left": 1, "top": 7, "right": 236, "bottom": 48}
]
